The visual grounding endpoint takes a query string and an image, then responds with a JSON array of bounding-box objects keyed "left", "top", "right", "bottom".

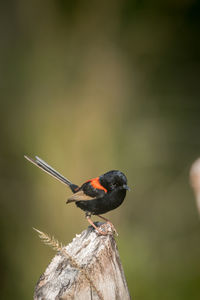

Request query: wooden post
[{"left": 34, "top": 223, "right": 131, "bottom": 300}]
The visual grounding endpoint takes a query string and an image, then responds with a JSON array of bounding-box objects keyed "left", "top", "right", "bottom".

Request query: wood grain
[{"left": 34, "top": 223, "right": 131, "bottom": 300}]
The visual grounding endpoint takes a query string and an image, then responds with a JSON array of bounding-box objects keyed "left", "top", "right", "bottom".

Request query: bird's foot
[
  {"left": 98, "top": 223, "right": 115, "bottom": 236},
  {"left": 106, "top": 222, "right": 118, "bottom": 236},
  {"left": 97, "top": 215, "right": 118, "bottom": 236},
  {"left": 87, "top": 217, "right": 114, "bottom": 236}
]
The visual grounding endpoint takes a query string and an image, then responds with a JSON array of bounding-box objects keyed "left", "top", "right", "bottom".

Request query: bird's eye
[
  {"left": 110, "top": 183, "right": 116, "bottom": 189},
  {"left": 113, "top": 182, "right": 118, "bottom": 188}
]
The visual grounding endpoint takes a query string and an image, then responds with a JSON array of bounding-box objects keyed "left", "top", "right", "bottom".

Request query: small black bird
[{"left": 24, "top": 155, "right": 129, "bottom": 235}]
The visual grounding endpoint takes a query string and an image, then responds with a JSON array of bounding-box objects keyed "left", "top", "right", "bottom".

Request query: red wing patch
[{"left": 88, "top": 177, "right": 107, "bottom": 193}]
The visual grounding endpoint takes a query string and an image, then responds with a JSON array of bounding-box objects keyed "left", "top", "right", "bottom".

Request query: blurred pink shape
[{"left": 190, "top": 158, "right": 200, "bottom": 214}]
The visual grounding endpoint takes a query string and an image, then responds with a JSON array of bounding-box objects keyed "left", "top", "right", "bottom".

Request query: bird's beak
[{"left": 123, "top": 184, "right": 130, "bottom": 191}]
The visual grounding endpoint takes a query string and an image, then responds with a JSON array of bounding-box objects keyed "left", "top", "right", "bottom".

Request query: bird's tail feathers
[{"left": 24, "top": 155, "right": 73, "bottom": 187}]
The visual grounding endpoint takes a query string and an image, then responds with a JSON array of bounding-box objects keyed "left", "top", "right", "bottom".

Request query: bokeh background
[{"left": 1, "top": 1, "right": 200, "bottom": 299}]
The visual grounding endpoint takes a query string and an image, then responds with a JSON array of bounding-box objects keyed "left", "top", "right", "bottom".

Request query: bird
[{"left": 24, "top": 155, "right": 130, "bottom": 235}]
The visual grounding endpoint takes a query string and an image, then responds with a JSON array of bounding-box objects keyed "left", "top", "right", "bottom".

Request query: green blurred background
[{"left": 1, "top": 1, "right": 200, "bottom": 299}]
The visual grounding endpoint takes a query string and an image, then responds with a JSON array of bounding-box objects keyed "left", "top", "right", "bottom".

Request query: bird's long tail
[{"left": 24, "top": 155, "right": 78, "bottom": 192}]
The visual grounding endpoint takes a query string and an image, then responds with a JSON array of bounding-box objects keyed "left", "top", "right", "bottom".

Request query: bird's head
[{"left": 99, "top": 170, "right": 130, "bottom": 192}]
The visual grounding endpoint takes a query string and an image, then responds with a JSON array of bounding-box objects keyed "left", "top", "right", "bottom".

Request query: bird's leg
[
  {"left": 97, "top": 215, "right": 118, "bottom": 236},
  {"left": 86, "top": 214, "right": 110, "bottom": 235}
]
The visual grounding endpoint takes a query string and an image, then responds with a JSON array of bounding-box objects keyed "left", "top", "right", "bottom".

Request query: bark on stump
[{"left": 34, "top": 223, "right": 131, "bottom": 300}]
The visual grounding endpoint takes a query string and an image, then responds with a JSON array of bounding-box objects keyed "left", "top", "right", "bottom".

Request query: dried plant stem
[{"left": 33, "top": 228, "right": 103, "bottom": 300}]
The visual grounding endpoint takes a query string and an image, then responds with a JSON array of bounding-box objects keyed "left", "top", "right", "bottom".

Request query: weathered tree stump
[{"left": 34, "top": 223, "right": 131, "bottom": 300}]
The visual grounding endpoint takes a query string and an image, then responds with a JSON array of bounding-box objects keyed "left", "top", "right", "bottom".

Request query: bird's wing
[{"left": 67, "top": 190, "right": 95, "bottom": 203}]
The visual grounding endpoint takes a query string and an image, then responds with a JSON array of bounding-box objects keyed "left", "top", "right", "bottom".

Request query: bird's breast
[{"left": 107, "top": 188, "right": 126, "bottom": 209}]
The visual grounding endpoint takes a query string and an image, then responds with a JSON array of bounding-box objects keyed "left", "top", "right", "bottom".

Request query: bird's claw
[
  {"left": 107, "top": 222, "right": 118, "bottom": 236},
  {"left": 98, "top": 223, "right": 118, "bottom": 236}
]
